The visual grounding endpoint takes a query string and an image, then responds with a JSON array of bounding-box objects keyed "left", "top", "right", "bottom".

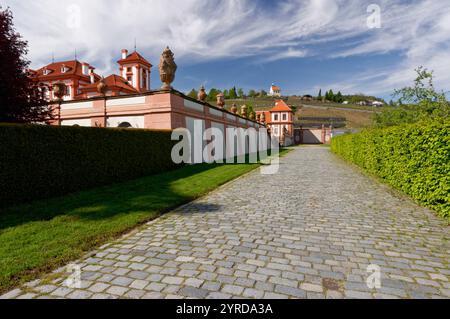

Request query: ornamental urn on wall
[
  {"left": 260, "top": 112, "right": 266, "bottom": 124},
  {"left": 216, "top": 93, "right": 225, "bottom": 109},
  {"left": 159, "top": 46, "right": 177, "bottom": 90},
  {"left": 198, "top": 86, "right": 207, "bottom": 101},
  {"left": 231, "top": 103, "right": 238, "bottom": 114},
  {"left": 52, "top": 82, "right": 66, "bottom": 100},
  {"left": 241, "top": 105, "right": 248, "bottom": 118},
  {"left": 96, "top": 78, "right": 108, "bottom": 96}
]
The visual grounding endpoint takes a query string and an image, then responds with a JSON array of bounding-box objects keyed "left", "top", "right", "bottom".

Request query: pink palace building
[{"left": 29, "top": 48, "right": 270, "bottom": 145}]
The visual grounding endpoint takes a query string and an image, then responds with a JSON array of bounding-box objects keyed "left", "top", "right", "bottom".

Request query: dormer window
[
  {"left": 43, "top": 68, "right": 50, "bottom": 76},
  {"left": 127, "top": 67, "right": 132, "bottom": 73},
  {"left": 61, "top": 65, "right": 69, "bottom": 73}
]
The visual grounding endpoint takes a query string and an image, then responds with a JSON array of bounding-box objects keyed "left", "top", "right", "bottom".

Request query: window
[
  {"left": 118, "top": 122, "right": 132, "bottom": 128},
  {"left": 142, "top": 70, "right": 147, "bottom": 88},
  {"left": 127, "top": 76, "right": 132, "bottom": 83},
  {"left": 282, "top": 113, "right": 287, "bottom": 121},
  {"left": 273, "top": 114, "right": 279, "bottom": 122},
  {"left": 127, "top": 67, "right": 132, "bottom": 73}
]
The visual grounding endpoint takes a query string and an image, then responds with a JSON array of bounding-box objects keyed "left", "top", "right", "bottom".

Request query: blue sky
[{"left": 4, "top": 0, "right": 450, "bottom": 100}]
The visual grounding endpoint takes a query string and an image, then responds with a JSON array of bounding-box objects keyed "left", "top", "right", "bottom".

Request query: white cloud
[
  {"left": 262, "top": 48, "right": 308, "bottom": 62},
  {"left": 3, "top": 0, "right": 450, "bottom": 95}
]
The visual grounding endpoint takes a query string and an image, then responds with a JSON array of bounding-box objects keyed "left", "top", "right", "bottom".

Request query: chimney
[
  {"left": 121, "top": 49, "right": 128, "bottom": 60},
  {"left": 89, "top": 68, "right": 95, "bottom": 83},
  {"left": 82, "top": 62, "right": 89, "bottom": 75}
]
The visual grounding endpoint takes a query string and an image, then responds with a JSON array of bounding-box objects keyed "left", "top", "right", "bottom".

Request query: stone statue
[
  {"left": 260, "top": 112, "right": 266, "bottom": 124},
  {"left": 52, "top": 82, "right": 66, "bottom": 101},
  {"left": 96, "top": 77, "right": 108, "bottom": 96},
  {"left": 241, "top": 105, "right": 248, "bottom": 118},
  {"left": 216, "top": 93, "right": 225, "bottom": 109},
  {"left": 231, "top": 103, "right": 238, "bottom": 114},
  {"left": 249, "top": 112, "right": 255, "bottom": 121},
  {"left": 159, "top": 46, "right": 177, "bottom": 90},
  {"left": 198, "top": 85, "right": 207, "bottom": 102}
]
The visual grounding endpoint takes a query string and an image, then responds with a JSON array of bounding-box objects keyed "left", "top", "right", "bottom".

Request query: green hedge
[
  {"left": 0, "top": 124, "right": 179, "bottom": 208},
  {"left": 331, "top": 120, "right": 450, "bottom": 219}
]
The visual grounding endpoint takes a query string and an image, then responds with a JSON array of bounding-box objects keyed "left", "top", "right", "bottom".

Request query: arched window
[{"left": 118, "top": 122, "right": 132, "bottom": 128}]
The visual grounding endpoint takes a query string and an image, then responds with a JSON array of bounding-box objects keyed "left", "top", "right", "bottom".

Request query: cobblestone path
[{"left": 2, "top": 146, "right": 449, "bottom": 299}]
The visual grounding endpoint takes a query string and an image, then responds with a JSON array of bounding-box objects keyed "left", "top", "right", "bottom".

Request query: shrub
[
  {"left": 331, "top": 120, "right": 450, "bottom": 219},
  {"left": 0, "top": 124, "right": 179, "bottom": 208}
]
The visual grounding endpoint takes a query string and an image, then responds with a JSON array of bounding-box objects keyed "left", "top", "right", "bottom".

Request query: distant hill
[{"left": 208, "top": 96, "right": 376, "bottom": 129}]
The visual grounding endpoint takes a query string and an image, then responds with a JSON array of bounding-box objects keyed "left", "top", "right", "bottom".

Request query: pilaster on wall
[{"left": 144, "top": 112, "right": 172, "bottom": 130}]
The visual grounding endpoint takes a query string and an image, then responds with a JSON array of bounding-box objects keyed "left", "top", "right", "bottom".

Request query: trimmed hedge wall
[
  {"left": 331, "top": 120, "right": 450, "bottom": 219},
  {"left": 0, "top": 124, "right": 179, "bottom": 208}
]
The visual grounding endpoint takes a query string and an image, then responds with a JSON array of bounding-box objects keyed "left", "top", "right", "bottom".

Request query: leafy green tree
[
  {"left": 328, "top": 89, "right": 335, "bottom": 102},
  {"left": 318, "top": 89, "right": 322, "bottom": 100},
  {"left": 248, "top": 89, "right": 257, "bottom": 98},
  {"left": 245, "top": 102, "right": 255, "bottom": 118},
  {"left": 336, "top": 91, "right": 343, "bottom": 103},
  {"left": 187, "top": 89, "right": 198, "bottom": 99},
  {"left": 238, "top": 88, "right": 244, "bottom": 98},
  {"left": 0, "top": 7, "right": 51, "bottom": 123},
  {"left": 207, "top": 88, "right": 220, "bottom": 101},
  {"left": 223, "top": 89, "right": 229, "bottom": 99},
  {"left": 228, "top": 87, "right": 237, "bottom": 99},
  {"left": 374, "top": 67, "right": 449, "bottom": 127},
  {"left": 260, "top": 90, "right": 268, "bottom": 97}
]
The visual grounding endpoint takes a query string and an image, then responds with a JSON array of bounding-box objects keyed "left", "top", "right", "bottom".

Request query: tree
[
  {"left": 245, "top": 102, "right": 255, "bottom": 118},
  {"left": 228, "top": 86, "right": 237, "bottom": 99},
  {"left": 260, "top": 90, "right": 268, "bottom": 97},
  {"left": 207, "top": 88, "right": 220, "bottom": 101},
  {"left": 238, "top": 88, "right": 244, "bottom": 99},
  {"left": 223, "top": 89, "right": 229, "bottom": 99},
  {"left": 317, "top": 89, "right": 322, "bottom": 100},
  {"left": 328, "top": 89, "right": 335, "bottom": 102},
  {"left": 0, "top": 7, "right": 51, "bottom": 123},
  {"left": 374, "top": 67, "right": 449, "bottom": 127},
  {"left": 187, "top": 88, "right": 198, "bottom": 99},
  {"left": 248, "top": 89, "right": 257, "bottom": 98},
  {"left": 335, "top": 91, "right": 343, "bottom": 103}
]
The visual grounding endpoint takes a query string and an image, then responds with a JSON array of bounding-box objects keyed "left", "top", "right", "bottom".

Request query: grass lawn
[{"left": 0, "top": 161, "right": 269, "bottom": 293}]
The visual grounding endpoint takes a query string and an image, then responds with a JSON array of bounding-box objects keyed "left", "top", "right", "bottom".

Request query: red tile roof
[
  {"left": 32, "top": 60, "right": 101, "bottom": 81},
  {"left": 117, "top": 51, "right": 152, "bottom": 68},
  {"left": 270, "top": 100, "right": 292, "bottom": 112},
  {"left": 271, "top": 85, "right": 281, "bottom": 91},
  {"left": 80, "top": 74, "right": 138, "bottom": 93}
]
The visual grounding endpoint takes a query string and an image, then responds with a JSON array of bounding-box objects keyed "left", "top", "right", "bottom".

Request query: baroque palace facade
[{"left": 29, "top": 47, "right": 294, "bottom": 146}]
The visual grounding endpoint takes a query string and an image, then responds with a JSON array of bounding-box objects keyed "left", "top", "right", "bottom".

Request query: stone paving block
[
  {"left": 222, "top": 284, "right": 244, "bottom": 296},
  {"left": 243, "top": 288, "right": 264, "bottom": 299},
  {"left": 179, "top": 287, "right": 209, "bottom": 298},
  {"left": 130, "top": 280, "right": 150, "bottom": 290},
  {"left": 106, "top": 286, "right": 129, "bottom": 296},
  {"left": 111, "top": 277, "right": 134, "bottom": 287},
  {"left": 88, "top": 282, "right": 110, "bottom": 293},
  {"left": 275, "top": 285, "right": 306, "bottom": 298},
  {"left": 184, "top": 278, "right": 204, "bottom": 288},
  {"left": 67, "top": 290, "right": 94, "bottom": 299}
]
